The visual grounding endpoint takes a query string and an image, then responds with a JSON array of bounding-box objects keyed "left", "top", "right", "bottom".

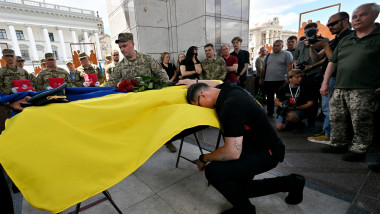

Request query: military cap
[
  {"left": 65, "top": 60, "right": 73, "bottom": 65},
  {"left": 40, "top": 59, "right": 46, "bottom": 64},
  {"left": 105, "top": 55, "right": 112, "bottom": 61},
  {"left": 26, "top": 83, "right": 69, "bottom": 106},
  {"left": 2, "top": 49, "right": 15, "bottom": 56},
  {"left": 115, "top": 32, "right": 133, "bottom": 44},
  {"left": 16, "top": 56, "right": 25, "bottom": 62},
  {"left": 45, "top": 53, "right": 55, "bottom": 60},
  {"left": 78, "top": 52, "right": 88, "bottom": 59}
]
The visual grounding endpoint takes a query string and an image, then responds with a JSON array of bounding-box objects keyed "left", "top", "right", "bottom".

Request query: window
[
  {"left": 16, "top": 30, "right": 25, "bottom": 40},
  {"left": 52, "top": 50, "right": 58, "bottom": 60},
  {"left": 20, "top": 50, "right": 30, "bottom": 61},
  {"left": 0, "top": 29, "right": 7, "bottom": 39},
  {"left": 49, "top": 33, "right": 54, "bottom": 41}
]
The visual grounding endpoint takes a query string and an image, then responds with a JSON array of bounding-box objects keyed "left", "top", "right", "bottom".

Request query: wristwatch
[{"left": 199, "top": 154, "right": 207, "bottom": 163}]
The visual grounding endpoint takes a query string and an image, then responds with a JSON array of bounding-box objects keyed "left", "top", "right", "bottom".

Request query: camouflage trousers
[
  {"left": 330, "top": 89, "right": 378, "bottom": 153},
  {"left": 0, "top": 105, "right": 11, "bottom": 135}
]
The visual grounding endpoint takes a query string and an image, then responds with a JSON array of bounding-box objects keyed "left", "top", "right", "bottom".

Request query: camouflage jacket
[
  {"left": 74, "top": 63, "right": 105, "bottom": 87},
  {"left": 35, "top": 67, "right": 73, "bottom": 91},
  {"left": 105, "top": 52, "right": 169, "bottom": 88},
  {"left": 104, "top": 62, "right": 117, "bottom": 75},
  {"left": 0, "top": 66, "right": 35, "bottom": 94},
  {"left": 200, "top": 56, "right": 226, "bottom": 81}
]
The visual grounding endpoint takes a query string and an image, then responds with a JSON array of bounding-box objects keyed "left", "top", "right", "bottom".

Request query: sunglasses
[
  {"left": 47, "top": 59, "right": 55, "bottom": 61},
  {"left": 113, "top": 54, "right": 119, "bottom": 56},
  {"left": 327, "top": 18, "right": 344, "bottom": 27}
]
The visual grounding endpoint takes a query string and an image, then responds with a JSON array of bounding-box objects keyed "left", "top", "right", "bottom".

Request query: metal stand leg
[
  {"left": 102, "top": 190, "right": 123, "bottom": 214},
  {"left": 215, "top": 130, "right": 223, "bottom": 150},
  {"left": 75, "top": 203, "right": 81, "bottom": 214},
  {"left": 193, "top": 133, "right": 204, "bottom": 155},
  {"left": 175, "top": 137, "right": 185, "bottom": 168}
]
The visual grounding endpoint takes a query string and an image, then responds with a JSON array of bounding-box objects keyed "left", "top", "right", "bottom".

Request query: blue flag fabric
[{"left": 0, "top": 87, "right": 120, "bottom": 117}]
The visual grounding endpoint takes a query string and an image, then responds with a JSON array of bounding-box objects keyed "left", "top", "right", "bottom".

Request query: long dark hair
[{"left": 185, "top": 46, "right": 198, "bottom": 64}]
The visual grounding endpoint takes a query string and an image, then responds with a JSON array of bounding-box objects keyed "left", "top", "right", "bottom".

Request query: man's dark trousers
[
  {"left": 264, "top": 81, "right": 284, "bottom": 115},
  {"left": 205, "top": 151, "right": 289, "bottom": 214}
]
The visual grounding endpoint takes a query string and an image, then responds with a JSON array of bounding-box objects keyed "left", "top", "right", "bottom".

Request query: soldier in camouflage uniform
[
  {"left": 200, "top": 43, "right": 226, "bottom": 81},
  {"left": 74, "top": 52, "right": 104, "bottom": 87},
  {"left": 105, "top": 33, "right": 169, "bottom": 88},
  {"left": 104, "top": 50, "right": 120, "bottom": 80},
  {"left": 0, "top": 49, "right": 35, "bottom": 94},
  {"left": 320, "top": 3, "right": 380, "bottom": 162},
  {"left": 35, "top": 53, "right": 73, "bottom": 91}
]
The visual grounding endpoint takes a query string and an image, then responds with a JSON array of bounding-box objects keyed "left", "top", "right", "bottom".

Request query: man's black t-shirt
[
  {"left": 230, "top": 50, "right": 250, "bottom": 78},
  {"left": 215, "top": 82, "right": 285, "bottom": 162},
  {"left": 277, "top": 83, "right": 313, "bottom": 107}
]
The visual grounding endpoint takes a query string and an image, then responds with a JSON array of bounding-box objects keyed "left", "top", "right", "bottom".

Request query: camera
[
  {"left": 305, "top": 28, "right": 323, "bottom": 44},
  {"left": 296, "top": 61, "right": 308, "bottom": 71}
]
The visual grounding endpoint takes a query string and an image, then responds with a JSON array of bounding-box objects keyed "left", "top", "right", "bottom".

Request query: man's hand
[
  {"left": 310, "top": 38, "right": 328, "bottom": 48},
  {"left": 303, "top": 65, "right": 312, "bottom": 71},
  {"left": 320, "top": 83, "right": 330, "bottom": 96},
  {"left": 196, "top": 159, "right": 206, "bottom": 171},
  {"left": 375, "top": 88, "right": 380, "bottom": 93},
  {"left": 176, "top": 79, "right": 194, "bottom": 88},
  {"left": 83, "top": 82, "right": 90, "bottom": 87},
  {"left": 9, "top": 96, "right": 31, "bottom": 111}
]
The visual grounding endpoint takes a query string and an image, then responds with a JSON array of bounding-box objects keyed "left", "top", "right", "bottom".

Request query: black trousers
[
  {"left": 205, "top": 152, "right": 289, "bottom": 214},
  {"left": 0, "top": 165, "right": 14, "bottom": 214},
  {"left": 264, "top": 81, "right": 285, "bottom": 115}
]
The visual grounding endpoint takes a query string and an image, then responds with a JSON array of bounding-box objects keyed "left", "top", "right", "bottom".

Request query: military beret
[
  {"left": 40, "top": 59, "right": 46, "bottom": 64},
  {"left": 26, "top": 83, "right": 69, "bottom": 106},
  {"left": 16, "top": 56, "right": 25, "bottom": 62},
  {"left": 2, "top": 49, "right": 15, "bottom": 56},
  {"left": 105, "top": 55, "right": 112, "bottom": 61},
  {"left": 78, "top": 52, "right": 88, "bottom": 59},
  {"left": 115, "top": 32, "right": 133, "bottom": 44},
  {"left": 45, "top": 53, "right": 55, "bottom": 60},
  {"left": 65, "top": 60, "right": 73, "bottom": 65}
]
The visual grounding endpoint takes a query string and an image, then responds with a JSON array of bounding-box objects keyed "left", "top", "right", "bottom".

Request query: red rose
[
  {"left": 126, "top": 84, "right": 134, "bottom": 92},
  {"left": 118, "top": 79, "right": 132, "bottom": 92},
  {"left": 131, "top": 79, "right": 138, "bottom": 87}
]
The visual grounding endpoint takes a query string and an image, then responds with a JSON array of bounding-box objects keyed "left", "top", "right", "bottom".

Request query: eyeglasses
[
  {"left": 197, "top": 92, "right": 202, "bottom": 106},
  {"left": 113, "top": 54, "right": 119, "bottom": 56},
  {"left": 47, "top": 59, "right": 55, "bottom": 61},
  {"left": 327, "top": 18, "right": 344, "bottom": 28}
]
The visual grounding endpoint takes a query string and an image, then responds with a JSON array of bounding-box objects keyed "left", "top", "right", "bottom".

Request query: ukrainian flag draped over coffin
[{"left": 0, "top": 86, "right": 220, "bottom": 213}]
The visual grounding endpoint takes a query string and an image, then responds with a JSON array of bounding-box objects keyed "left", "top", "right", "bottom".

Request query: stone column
[
  {"left": 70, "top": 29, "right": 79, "bottom": 52},
  {"left": 57, "top": 27, "right": 68, "bottom": 61},
  {"left": 265, "top": 30, "right": 269, "bottom": 44},
  {"left": 83, "top": 30, "right": 90, "bottom": 54},
  {"left": 7, "top": 23, "right": 21, "bottom": 56},
  {"left": 94, "top": 31, "right": 102, "bottom": 60},
  {"left": 42, "top": 26, "right": 53, "bottom": 53},
  {"left": 25, "top": 25, "right": 39, "bottom": 61}
]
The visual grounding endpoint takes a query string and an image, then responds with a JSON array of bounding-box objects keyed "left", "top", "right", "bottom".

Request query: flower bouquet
[{"left": 117, "top": 76, "right": 168, "bottom": 92}]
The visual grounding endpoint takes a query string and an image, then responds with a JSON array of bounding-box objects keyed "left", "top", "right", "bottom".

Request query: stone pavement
[{"left": 16, "top": 117, "right": 380, "bottom": 214}]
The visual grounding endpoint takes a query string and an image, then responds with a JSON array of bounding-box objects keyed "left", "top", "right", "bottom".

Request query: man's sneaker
[
  {"left": 285, "top": 174, "right": 305, "bottom": 205},
  {"left": 320, "top": 145, "right": 348, "bottom": 154},
  {"left": 342, "top": 152, "right": 366, "bottom": 162},
  {"left": 307, "top": 135, "right": 331, "bottom": 145},
  {"left": 165, "top": 142, "right": 177, "bottom": 153}
]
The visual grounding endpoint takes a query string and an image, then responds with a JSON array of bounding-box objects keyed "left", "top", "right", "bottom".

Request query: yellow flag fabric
[{"left": 0, "top": 86, "right": 220, "bottom": 213}]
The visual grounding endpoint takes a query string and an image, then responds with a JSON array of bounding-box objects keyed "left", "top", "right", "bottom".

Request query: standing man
[
  {"left": 35, "top": 53, "right": 73, "bottom": 91},
  {"left": 307, "top": 12, "right": 353, "bottom": 144},
  {"left": 74, "top": 52, "right": 104, "bottom": 87},
  {"left": 286, "top": 36, "right": 298, "bottom": 57},
  {"left": 221, "top": 44, "right": 238, "bottom": 85},
  {"left": 200, "top": 43, "right": 226, "bottom": 81},
  {"left": 105, "top": 49, "right": 120, "bottom": 81},
  {"left": 230, "top": 36, "right": 250, "bottom": 88},
  {"left": 255, "top": 47, "right": 268, "bottom": 96},
  {"left": 262, "top": 40, "right": 293, "bottom": 117},
  {"left": 105, "top": 33, "right": 169, "bottom": 88},
  {"left": 320, "top": 3, "right": 380, "bottom": 162},
  {"left": 177, "top": 79, "right": 305, "bottom": 214},
  {"left": 65, "top": 60, "right": 76, "bottom": 82},
  {"left": 0, "top": 49, "right": 35, "bottom": 94}
]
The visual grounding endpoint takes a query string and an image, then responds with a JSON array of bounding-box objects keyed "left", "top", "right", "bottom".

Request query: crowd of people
[{"left": 0, "top": 2, "right": 379, "bottom": 214}]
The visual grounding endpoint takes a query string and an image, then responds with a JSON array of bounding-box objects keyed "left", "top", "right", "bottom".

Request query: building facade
[
  {"left": 249, "top": 17, "right": 298, "bottom": 58},
  {"left": 0, "top": 0, "right": 106, "bottom": 62},
  {"left": 106, "top": 0, "right": 249, "bottom": 62}
]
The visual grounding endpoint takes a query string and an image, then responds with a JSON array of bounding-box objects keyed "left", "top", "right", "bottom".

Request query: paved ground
[{"left": 15, "top": 111, "right": 380, "bottom": 214}]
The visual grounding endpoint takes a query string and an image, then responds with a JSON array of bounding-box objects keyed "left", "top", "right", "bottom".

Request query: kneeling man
[{"left": 177, "top": 79, "right": 305, "bottom": 214}]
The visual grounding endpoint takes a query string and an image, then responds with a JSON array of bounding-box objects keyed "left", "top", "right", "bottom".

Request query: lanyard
[{"left": 289, "top": 84, "right": 300, "bottom": 104}]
